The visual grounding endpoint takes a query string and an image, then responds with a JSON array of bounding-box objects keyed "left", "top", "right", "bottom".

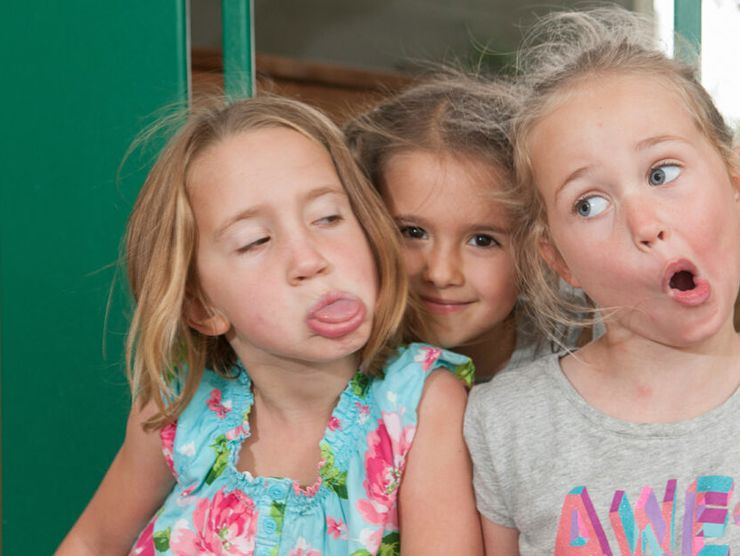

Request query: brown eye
[
  {"left": 399, "top": 225, "right": 427, "bottom": 240},
  {"left": 467, "top": 234, "right": 499, "bottom": 248}
]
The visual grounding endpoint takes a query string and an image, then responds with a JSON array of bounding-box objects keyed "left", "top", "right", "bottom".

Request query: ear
[
  {"left": 539, "top": 238, "right": 581, "bottom": 288},
  {"left": 184, "top": 296, "right": 230, "bottom": 337}
]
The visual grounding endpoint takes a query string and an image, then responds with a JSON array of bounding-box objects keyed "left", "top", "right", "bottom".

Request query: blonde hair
[
  {"left": 126, "top": 95, "right": 409, "bottom": 430},
  {"left": 510, "top": 6, "right": 737, "bottom": 340},
  {"left": 345, "top": 70, "right": 523, "bottom": 210}
]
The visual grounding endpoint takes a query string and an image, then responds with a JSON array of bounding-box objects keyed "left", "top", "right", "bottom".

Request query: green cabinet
[{"left": 1, "top": 2, "right": 188, "bottom": 552}]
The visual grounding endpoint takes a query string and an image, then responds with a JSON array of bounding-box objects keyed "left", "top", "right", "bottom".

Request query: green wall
[{"left": 1, "top": 2, "right": 188, "bottom": 552}]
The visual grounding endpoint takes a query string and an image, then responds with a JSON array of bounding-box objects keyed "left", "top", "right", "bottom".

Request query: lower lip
[
  {"left": 669, "top": 278, "right": 711, "bottom": 306},
  {"left": 422, "top": 299, "right": 471, "bottom": 315},
  {"left": 306, "top": 299, "right": 366, "bottom": 339}
]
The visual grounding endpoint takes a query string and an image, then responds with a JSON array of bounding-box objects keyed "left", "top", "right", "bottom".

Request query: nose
[
  {"left": 421, "top": 242, "right": 464, "bottom": 287},
  {"left": 624, "top": 195, "right": 669, "bottom": 251},
  {"left": 287, "top": 236, "right": 329, "bottom": 284}
]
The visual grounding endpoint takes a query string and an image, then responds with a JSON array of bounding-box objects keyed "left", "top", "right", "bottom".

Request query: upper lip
[{"left": 661, "top": 258, "right": 699, "bottom": 292}]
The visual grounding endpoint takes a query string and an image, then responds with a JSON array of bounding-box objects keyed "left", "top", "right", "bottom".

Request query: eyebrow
[
  {"left": 553, "top": 135, "right": 690, "bottom": 202},
  {"left": 554, "top": 166, "right": 593, "bottom": 202},
  {"left": 635, "top": 134, "right": 688, "bottom": 151},
  {"left": 305, "top": 184, "right": 345, "bottom": 203},
  {"left": 214, "top": 184, "right": 345, "bottom": 239},
  {"left": 393, "top": 214, "right": 510, "bottom": 235}
]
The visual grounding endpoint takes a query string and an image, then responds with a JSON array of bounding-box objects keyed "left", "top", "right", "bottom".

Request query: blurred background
[{"left": 1, "top": 1, "right": 738, "bottom": 553}]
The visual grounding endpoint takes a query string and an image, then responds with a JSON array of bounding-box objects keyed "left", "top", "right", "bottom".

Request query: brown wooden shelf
[{"left": 192, "top": 48, "right": 413, "bottom": 123}]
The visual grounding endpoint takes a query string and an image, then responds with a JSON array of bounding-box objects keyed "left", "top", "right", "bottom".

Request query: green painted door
[{"left": 1, "top": 2, "right": 188, "bottom": 553}]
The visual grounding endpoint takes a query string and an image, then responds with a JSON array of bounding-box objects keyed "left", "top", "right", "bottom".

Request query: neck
[
  {"left": 239, "top": 352, "right": 358, "bottom": 420},
  {"left": 456, "top": 313, "right": 517, "bottom": 382},
  {"left": 564, "top": 319, "right": 740, "bottom": 422}
]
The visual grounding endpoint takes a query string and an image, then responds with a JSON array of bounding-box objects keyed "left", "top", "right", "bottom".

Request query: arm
[
  {"left": 56, "top": 399, "right": 175, "bottom": 555},
  {"left": 482, "top": 517, "right": 520, "bottom": 556},
  {"left": 398, "top": 370, "right": 484, "bottom": 555}
]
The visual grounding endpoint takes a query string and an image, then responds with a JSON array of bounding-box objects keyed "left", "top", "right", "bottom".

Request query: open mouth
[
  {"left": 668, "top": 270, "right": 697, "bottom": 292},
  {"left": 663, "top": 260, "right": 710, "bottom": 306}
]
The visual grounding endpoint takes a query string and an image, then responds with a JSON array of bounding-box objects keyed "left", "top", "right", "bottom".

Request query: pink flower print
[
  {"left": 129, "top": 518, "right": 156, "bottom": 556},
  {"left": 359, "top": 527, "right": 384, "bottom": 554},
  {"left": 170, "top": 489, "right": 258, "bottom": 555},
  {"left": 327, "top": 516, "right": 348, "bottom": 540},
  {"left": 356, "top": 412, "right": 415, "bottom": 529},
  {"left": 180, "top": 483, "right": 197, "bottom": 497},
  {"left": 225, "top": 423, "right": 249, "bottom": 441},
  {"left": 293, "top": 477, "right": 322, "bottom": 497},
  {"left": 160, "top": 422, "right": 177, "bottom": 477},
  {"left": 289, "top": 538, "right": 322, "bottom": 556},
  {"left": 207, "top": 388, "right": 232, "bottom": 419},
  {"left": 355, "top": 402, "right": 370, "bottom": 424},
  {"left": 415, "top": 346, "right": 442, "bottom": 371},
  {"left": 328, "top": 416, "right": 341, "bottom": 431}
]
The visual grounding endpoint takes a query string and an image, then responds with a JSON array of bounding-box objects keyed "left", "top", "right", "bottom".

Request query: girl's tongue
[
  {"left": 306, "top": 294, "right": 366, "bottom": 338},
  {"left": 311, "top": 298, "right": 362, "bottom": 323}
]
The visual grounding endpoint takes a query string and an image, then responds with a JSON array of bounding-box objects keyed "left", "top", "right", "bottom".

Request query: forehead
[
  {"left": 526, "top": 73, "right": 709, "bottom": 175},
  {"left": 186, "top": 127, "right": 344, "bottom": 225},
  {"left": 381, "top": 149, "right": 512, "bottom": 226},
  {"left": 540, "top": 72, "right": 697, "bottom": 137},
  {"left": 383, "top": 149, "right": 506, "bottom": 199},
  {"left": 188, "top": 126, "right": 331, "bottom": 185}
]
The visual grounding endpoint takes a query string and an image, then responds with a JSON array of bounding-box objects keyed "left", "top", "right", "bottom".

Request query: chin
[
  {"left": 426, "top": 329, "right": 472, "bottom": 350},
  {"left": 657, "top": 316, "right": 731, "bottom": 348}
]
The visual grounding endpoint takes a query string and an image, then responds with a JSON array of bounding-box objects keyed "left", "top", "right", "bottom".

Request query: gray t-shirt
[{"left": 464, "top": 354, "right": 740, "bottom": 555}]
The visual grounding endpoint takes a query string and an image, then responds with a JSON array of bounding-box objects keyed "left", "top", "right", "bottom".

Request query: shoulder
[
  {"left": 368, "top": 343, "right": 471, "bottom": 413},
  {"left": 179, "top": 366, "right": 247, "bottom": 416},
  {"left": 169, "top": 366, "right": 250, "bottom": 482},
  {"left": 419, "top": 367, "right": 468, "bottom": 420},
  {"left": 381, "top": 342, "right": 474, "bottom": 385}
]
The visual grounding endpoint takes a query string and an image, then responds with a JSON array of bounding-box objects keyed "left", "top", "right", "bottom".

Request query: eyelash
[
  {"left": 237, "top": 236, "right": 270, "bottom": 253},
  {"left": 316, "top": 214, "right": 343, "bottom": 225},
  {"left": 236, "top": 214, "right": 343, "bottom": 254},
  {"left": 399, "top": 225, "right": 427, "bottom": 240},
  {"left": 398, "top": 225, "right": 500, "bottom": 249},
  {"left": 648, "top": 161, "right": 682, "bottom": 186},
  {"left": 468, "top": 234, "right": 500, "bottom": 248}
]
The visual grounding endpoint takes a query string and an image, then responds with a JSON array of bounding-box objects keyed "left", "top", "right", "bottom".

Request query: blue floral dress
[{"left": 130, "top": 343, "right": 473, "bottom": 556}]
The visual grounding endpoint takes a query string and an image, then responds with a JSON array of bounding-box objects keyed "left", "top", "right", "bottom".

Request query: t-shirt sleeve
[{"left": 464, "top": 386, "right": 516, "bottom": 528}]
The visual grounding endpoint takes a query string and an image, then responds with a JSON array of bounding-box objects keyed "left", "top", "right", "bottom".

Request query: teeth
[{"left": 669, "top": 270, "right": 696, "bottom": 292}]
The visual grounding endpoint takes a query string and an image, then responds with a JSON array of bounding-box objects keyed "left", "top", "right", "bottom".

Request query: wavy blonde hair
[
  {"left": 126, "top": 95, "right": 410, "bottom": 430},
  {"left": 509, "top": 7, "right": 738, "bottom": 341}
]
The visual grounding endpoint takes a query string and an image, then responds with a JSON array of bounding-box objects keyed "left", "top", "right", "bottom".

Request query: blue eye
[
  {"left": 467, "top": 234, "right": 499, "bottom": 248},
  {"left": 399, "top": 225, "right": 427, "bottom": 240},
  {"left": 648, "top": 164, "right": 681, "bottom": 186},
  {"left": 574, "top": 195, "right": 609, "bottom": 218}
]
